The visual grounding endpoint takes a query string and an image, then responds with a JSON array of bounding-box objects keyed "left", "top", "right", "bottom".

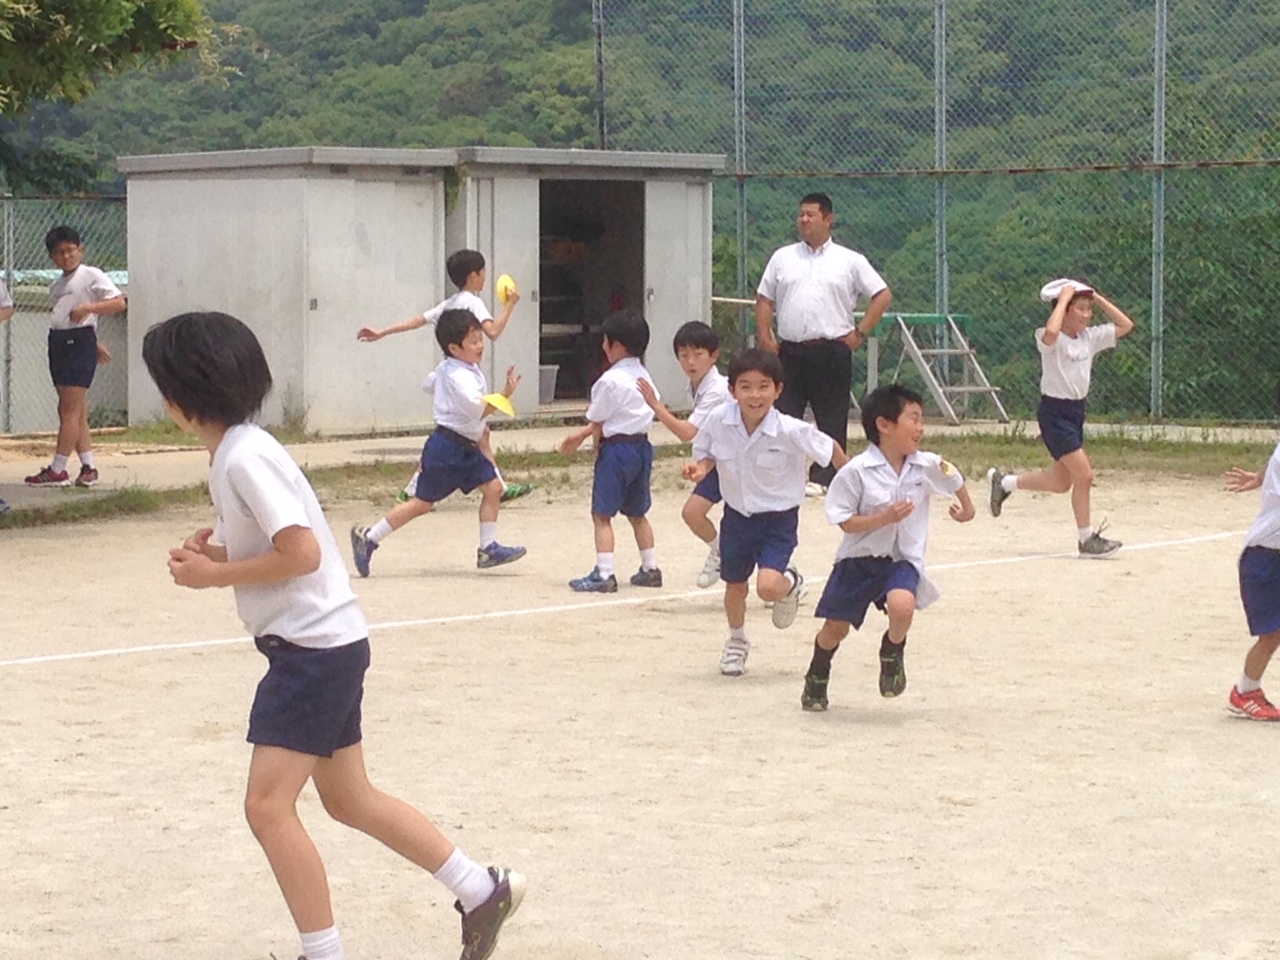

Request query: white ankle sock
[
  {"left": 1077, "top": 526, "right": 1093, "bottom": 544},
  {"left": 640, "top": 547, "right": 658, "bottom": 571},
  {"left": 708, "top": 533, "right": 720, "bottom": 554},
  {"left": 51, "top": 454, "right": 69, "bottom": 473},
  {"left": 596, "top": 552, "right": 614, "bottom": 578},
  {"left": 369, "top": 518, "right": 394, "bottom": 543},
  {"left": 1001, "top": 474, "right": 1017, "bottom": 493},
  {"left": 299, "top": 925, "right": 346, "bottom": 960},
  {"left": 479, "top": 521, "right": 498, "bottom": 547},
  {"left": 1239, "top": 674, "right": 1262, "bottom": 694},
  {"left": 729, "top": 625, "right": 747, "bottom": 641},
  {"left": 433, "top": 848, "right": 496, "bottom": 914},
  {"left": 79, "top": 451, "right": 95, "bottom": 469}
]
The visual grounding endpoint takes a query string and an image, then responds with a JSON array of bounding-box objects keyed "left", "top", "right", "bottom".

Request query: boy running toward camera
[{"left": 801, "top": 384, "right": 975, "bottom": 711}]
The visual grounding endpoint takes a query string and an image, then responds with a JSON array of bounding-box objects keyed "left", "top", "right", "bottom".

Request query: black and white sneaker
[{"left": 986, "top": 467, "right": 1012, "bottom": 517}]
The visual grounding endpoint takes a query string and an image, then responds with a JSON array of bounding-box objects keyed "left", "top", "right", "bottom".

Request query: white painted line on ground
[{"left": 0, "top": 530, "right": 1244, "bottom": 670}]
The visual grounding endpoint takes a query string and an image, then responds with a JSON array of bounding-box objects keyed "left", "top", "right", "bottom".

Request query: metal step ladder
[{"left": 894, "top": 314, "right": 1009, "bottom": 424}]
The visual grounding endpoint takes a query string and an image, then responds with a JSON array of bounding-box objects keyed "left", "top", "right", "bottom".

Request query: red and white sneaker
[
  {"left": 24, "top": 466, "right": 71, "bottom": 487},
  {"left": 75, "top": 466, "right": 99, "bottom": 487},
  {"left": 1229, "top": 685, "right": 1280, "bottom": 721}
]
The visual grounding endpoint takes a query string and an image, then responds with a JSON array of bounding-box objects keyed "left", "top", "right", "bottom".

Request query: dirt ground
[{"left": 2, "top": 470, "right": 1277, "bottom": 960}]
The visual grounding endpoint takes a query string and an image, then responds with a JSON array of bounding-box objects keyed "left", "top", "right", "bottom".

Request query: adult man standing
[{"left": 756, "top": 192, "right": 893, "bottom": 492}]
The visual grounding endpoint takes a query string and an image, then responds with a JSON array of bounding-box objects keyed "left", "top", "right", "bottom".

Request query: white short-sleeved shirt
[
  {"left": 1245, "top": 442, "right": 1280, "bottom": 550},
  {"left": 687, "top": 367, "right": 732, "bottom": 429},
  {"left": 693, "top": 404, "right": 836, "bottom": 515},
  {"left": 587, "top": 356, "right": 657, "bottom": 437},
  {"left": 424, "top": 290, "right": 492, "bottom": 325},
  {"left": 49, "top": 264, "right": 122, "bottom": 330},
  {"left": 0, "top": 281, "right": 12, "bottom": 310},
  {"left": 826, "top": 445, "right": 965, "bottom": 609},
  {"left": 756, "top": 239, "right": 887, "bottom": 342},
  {"left": 422, "top": 357, "right": 490, "bottom": 442},
  {"left": 210, "top": 424, "right": 367, "bottom": 649},
  {"left": 1035, "top": 324, "right": 1117, "bottom": 400}
]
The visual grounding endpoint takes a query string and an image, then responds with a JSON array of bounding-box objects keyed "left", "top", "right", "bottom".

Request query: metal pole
[
  {"left": 1150, "top": 0, "right": 1167, "bottom": 418},
  {"left": 934, "top": 0, "right": 950, "bottom": 392},
  {"left": 592, "top": 0, "right": 608, "bottom": 150},
  {"left": 3, "top": 193, "right": 12, "bottom": 433},
  {"left": 733, "top": 0, "right": 749, "bottom": 344}
]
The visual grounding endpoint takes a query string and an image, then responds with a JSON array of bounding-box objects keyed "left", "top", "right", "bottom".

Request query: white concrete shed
[{"left": 119, "top": 145, "right": 725, "bottom": 433}]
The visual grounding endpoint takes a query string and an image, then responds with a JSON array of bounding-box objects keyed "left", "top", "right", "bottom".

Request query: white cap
[{"left": 1040, "top": 277, "right": 1093, "bottom": 302}]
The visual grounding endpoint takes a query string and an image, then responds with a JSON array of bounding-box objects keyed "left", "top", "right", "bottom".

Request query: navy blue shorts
[
  {"left": 1037, "top": 395, "right": 1087, "bottom": 461},
  {"left": 592, "top": 436, "right": 653, "bottom": 518},
  {"left": 691, "top": 466, "right": 722, "bottom": 504},
  {"left": 815, "top": 557, "right": 920, "bottom": 627},
  {"left": 47, "top": 326, "right": 98, "bottom": 389},
  {"left": 1239, "top": 546, "right": 1280, "bottom": 638},
  {"left": 416, "top": 429, "right": 498, "bottom": 503},
  {"left": 719, "top": 505, "right": 799, "bottom": 583},
  {"left": 247, "top": 636, "right": 369, "bottom": 758}
]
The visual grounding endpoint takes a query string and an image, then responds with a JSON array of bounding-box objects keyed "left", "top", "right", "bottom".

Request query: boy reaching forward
[
  {"left": 685, "top": 348, "right": 848, "bottom": 676},
  {"left": 801, "top": 385, "right": 974, "bottom": 712},
  {"left": 144, "top": 311, "right": 522, "bottom": 960}
]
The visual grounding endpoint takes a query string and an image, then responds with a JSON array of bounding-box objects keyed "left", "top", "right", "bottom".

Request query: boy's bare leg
[
  {"left": 1059, "top": 449, "right": 1096, "bottom": 530},
  {"left": 756, "top": 568, "right": 791, "bottom": 603},
  {"left": 311, "top": 743, "right": 454, "bottom": 872},
  {"left": 383, "top": 496, "right": 434, "bottom": 530},
  {"left": 54, "top": 386, "right": 88, "bottom": 459},
  {"left": 815, "top": 618, "right": 850, "bottom": 652},
  {"left": 75, "top": 394, "right": 92, "bottom": 456},
  {"left": 627, "top": 514, "right": 655, "bottom": 551},
  {"left": 592, "top": 513, "right": 615, "bottom": 554},
  {"left": 681, "top": 495, "right": 717, "bottom": 543},
  {"left": 478, "top": 477, "right": 502, "bottom": 523},
  {"left": 803, "top": 619, "right": 852, "bottom": 709},
  {"left": 724, "top": 580, "right": 749, "bottom": 629},
  {"left": 879, "top": 588, "right": 917, "bottom": 697},
  {"left": 244, "top": 746, "right": 331, "bottom": 933},
  {"left": 1011, "top": 457, "right": 1072, "bottom": 496},
  {"left": 884, "top": 588, "right": 917, "bottom": 644},
  {"left": 1244, "top": 630, "right": 1280, "bottom": 683}
]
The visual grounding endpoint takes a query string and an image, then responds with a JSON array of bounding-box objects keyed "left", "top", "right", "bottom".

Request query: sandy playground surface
[{"left": 2, "top": 470, "right": 1279, "bottom": 960}]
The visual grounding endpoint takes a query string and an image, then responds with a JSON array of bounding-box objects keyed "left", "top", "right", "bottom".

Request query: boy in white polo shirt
[
  {"left": 560, "top": 309, "right": 662, "bottom": 593},
  {"left": 350, "top": 309, "right": 527, "bottom": 577},
  {"left": 802, "top": 384, "right": 975, "bottom": 711},
  {"left": 638, "top": 321, "right": 733, "bottom": 588},
  {"left": 685, "top": 348, "right": 849, "bottom": 676},
  {"left": 25, "top": 225, "right": 125, "bottom": 489},
  {"left": 144, "top": 310, "right": 523, "bottom": 960},
  {"left": 356, "top": 248, "right": 533, "bottom": 504},
  {"left": 986, "top": 278, "right": 1135, "bottom": 557}
]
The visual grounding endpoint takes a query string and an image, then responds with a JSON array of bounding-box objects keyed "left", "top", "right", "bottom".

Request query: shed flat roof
[{"left": 455, "top": 146, "right": 726, "bottom": 173}]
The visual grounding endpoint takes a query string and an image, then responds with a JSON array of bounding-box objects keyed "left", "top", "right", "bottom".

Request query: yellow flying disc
[
  {"left": 496, "top": 274, "right": 518, "bottom": 305},
  {"left": 483, "top": 393, "right": 515, "bottom": 417}
]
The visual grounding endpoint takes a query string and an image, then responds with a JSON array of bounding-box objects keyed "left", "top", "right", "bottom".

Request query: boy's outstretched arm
[
  {"left": 559, "top": 421, "right": 602, "bottom": 455},
  {"left": 949, "top": 484, "right": 976, "bottom": 522},
  {"left": 1093, "top": 292, "right": 1135, "bottom": 339},
  {"left": 828, "top": 443, "right": 851, "bottom": 470},
  {"left": 357, "top": 314, "right": 428, "bottom": 342},
  {"left": 637, "top": 379, "right": 698, "bottom": 442},
  {"left": 168, "top": 525, "right": 321, "bottom": 589},
  {"left": 1225, "top": 466, "right": 1266, "bottom": 493},
  {"left": 482, "top": 290, "right": 520, "bottom": 341}
]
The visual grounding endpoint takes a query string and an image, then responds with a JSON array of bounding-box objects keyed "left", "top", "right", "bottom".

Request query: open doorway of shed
[{"left": 538, "top": 180, "right": 645, "bottom": 402}]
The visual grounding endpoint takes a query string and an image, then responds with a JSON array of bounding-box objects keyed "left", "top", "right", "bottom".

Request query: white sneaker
[
  {"left": 695, "top": 547, "right": 721, "bottom": 589},
  {"left": 719, "top": 636, "right": 750, "bottom": 676},
  {"left": 771, "top": 568, "right": 804, "bottom": 629},
  {"left": 804, "top": 482, "right": 827, "bottom": 498}
]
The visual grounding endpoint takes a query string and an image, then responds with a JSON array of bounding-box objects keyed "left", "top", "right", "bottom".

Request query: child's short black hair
[
  {"left": 800, "top": 192, "right": 833, "bottom": 215},
  {"left": 436, "top": 308, "right": 483, "bottom": 354},
  {"left": 45, "top": 225, "right": 81, "bottom": 252},
  {"left": 601, "top": 309, "right": 650, "bottom": 359},
  {"left": 142, "top": 312, "right": 273, "bottom": 426},
  {"left": 861, "top": 383, "right": 925, "bottom": 445},
  {"left": 672, "top": 321, "right": 720, "bottom": 355},
  {"left": 446, "top": 249, "right": 486, "bottom": 289},
  {"left": 727, "top": 347, "right": 784, "bottom": 387}
]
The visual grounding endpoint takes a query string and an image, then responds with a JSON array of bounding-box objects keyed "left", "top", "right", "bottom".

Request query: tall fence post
[
  {"left": 733, "top": 0, "right": 749, "bottom": 345},
  {"left": 3, "top": 193, "right": 12, "bottom": 434},
  {"left": 1150, "top": 0, "right": 1167, "bottom": 419},
  {"left": 934, "top": 0, "right": 949, "bottom": 319},
  {"left": 592, "top": 0, "right": 608, "bottom": 150}
]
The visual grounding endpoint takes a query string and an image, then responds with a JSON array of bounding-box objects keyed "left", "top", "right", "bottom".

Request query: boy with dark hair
[
  {"left": 351, "top": 309, "right": 527, "bottom": 577},
  {"left": 638, "top": 320, "right": 732, "bottom": 587},
  {"left": 685, "top": 348, "right": 849, "bottom": 676},
  {"left": 25, "top": 225, "right": 125, "bottom": 488},
  {"left": 560, "top": 309, "right": 662, "bottom": 592},
  {"left": 144, "top": 310, "right": 523, "bottom": 960},
  {"left": 357, "top": 247, "right": 532, "bottom": 503},
  {"left": 801, "top": 383, "right": 975, "bottom": 712}
]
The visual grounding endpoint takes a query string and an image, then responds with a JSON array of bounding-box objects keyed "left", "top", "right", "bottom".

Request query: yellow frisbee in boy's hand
[
  {"left": 483, "top": 393, "right": 515, "bottom": 417},
  {"left": 496, "top": 274, "right": 518, "bottom": 305}
]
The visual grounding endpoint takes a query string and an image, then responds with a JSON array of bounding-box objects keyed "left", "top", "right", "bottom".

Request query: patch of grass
[
  {"left": 0, "top": 483, "right": 211, "bottom": 529},
  {"left": 101, "top": 418, "right": 316, "bottom": 447}
]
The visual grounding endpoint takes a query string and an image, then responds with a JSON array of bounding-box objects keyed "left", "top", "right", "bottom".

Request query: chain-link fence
[
  {"left": 1, "top": 196, "right": 128, "bottom": 434},
  {"left": 603, "top": 0, "right": 1280, "bottom": 422}
]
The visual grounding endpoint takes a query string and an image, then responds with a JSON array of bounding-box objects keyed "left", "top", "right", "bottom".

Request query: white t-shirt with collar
[
  {"left": 0, "top": 280, "right": 12, "bottom": 310},
  {"left": 826, "top": 445, "right": 965, "bottom": 609},
  {"left": 587, "top": 356, "right": 658, "bottom": 437},
  {"left": 49, "top": 264, "right": 122, "bottom": 330},
  {"left": 693, "top": 404, "right": 836, "bottom": 515},
  {"left": 422, "top": 357, "right": 490, "bottom": 442},
  {"left": 210, "top": 424, "right": 367, "bottom": 650},
  {"left": 423, "top": 290, "right": 492, "bottom": 324},
  {"left": 1035, "top": 324, "right": 1117, "bottom": 400},
  {"left": 686, "top": 367, "right": 732, "bottom": 429},
  {"left": 1245, "top": 441, "right": 1280, "bottom": 550},
  {"left": 756, "top": 239, "right": 887, "bottom": 342}
]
